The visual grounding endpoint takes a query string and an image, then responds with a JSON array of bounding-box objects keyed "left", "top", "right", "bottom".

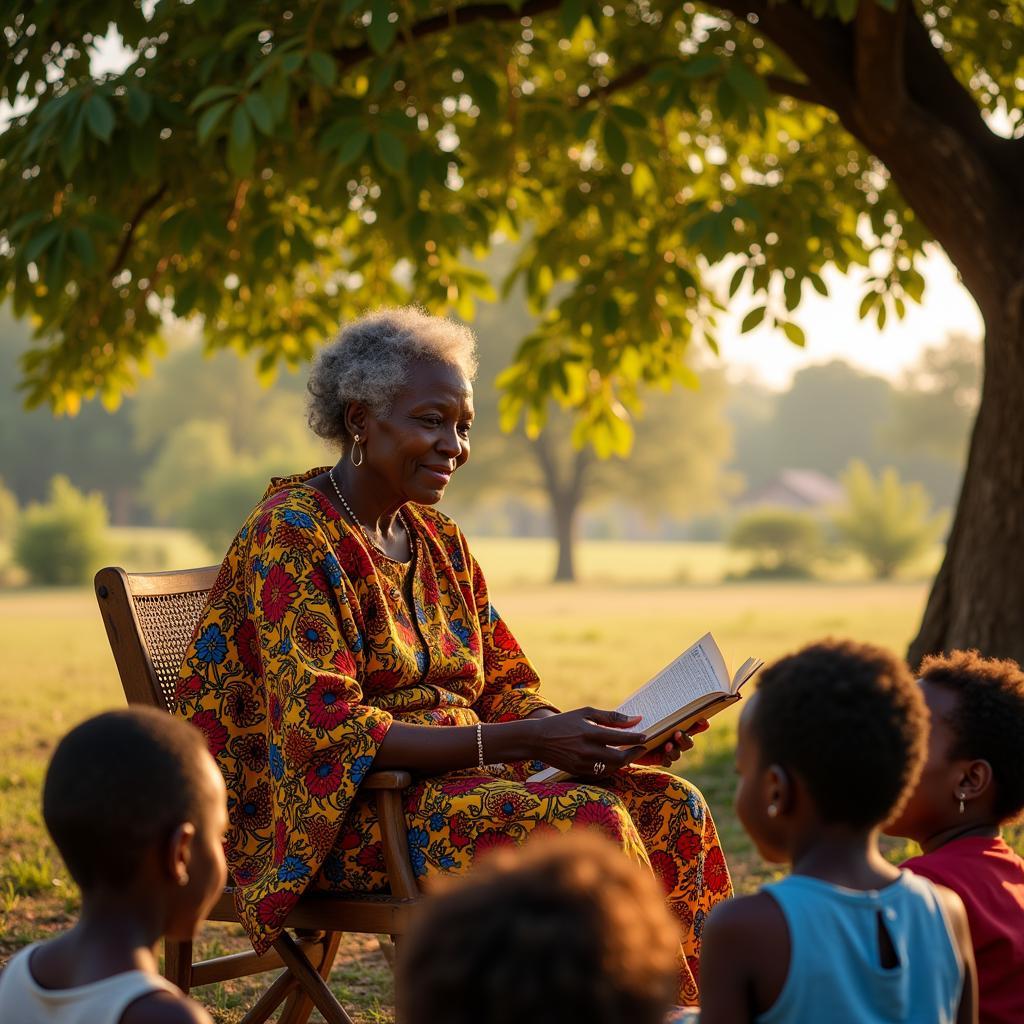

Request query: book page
[{"left": 617, "top": 633, "right": 727, "bottom": 733}]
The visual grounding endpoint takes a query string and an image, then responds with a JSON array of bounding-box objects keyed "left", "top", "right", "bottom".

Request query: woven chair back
[{"left": 95, "top": 566, "right": 219, "bottom": 712}]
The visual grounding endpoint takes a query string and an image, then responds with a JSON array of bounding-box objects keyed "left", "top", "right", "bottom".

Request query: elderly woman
[{"left": 176, "top": 308, "right": 732, "bottom": 1001}]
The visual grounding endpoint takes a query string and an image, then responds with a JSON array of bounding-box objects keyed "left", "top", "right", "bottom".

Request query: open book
[{"left": 528, "top": 633, "right": 762, "bottom": 784}]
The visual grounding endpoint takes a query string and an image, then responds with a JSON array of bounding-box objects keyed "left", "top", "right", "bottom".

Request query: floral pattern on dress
[{"left": 176, "top": 469, "right": 732, "bottom": 1002}]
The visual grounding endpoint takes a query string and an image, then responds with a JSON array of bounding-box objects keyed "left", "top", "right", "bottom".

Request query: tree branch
[
  {"left": 108, "top": 183, "right": 167, "bottom": 277},
  {"left": 573, "top": 60, "right": 659, "bottom": 108},
  {"left": 853, "top": 0, "right": 907, "bottom": 139}
]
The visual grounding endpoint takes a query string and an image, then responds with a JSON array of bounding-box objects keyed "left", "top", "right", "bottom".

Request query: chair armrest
[{"left": 362, "top": 770, "right": 412, "bottom": 790}]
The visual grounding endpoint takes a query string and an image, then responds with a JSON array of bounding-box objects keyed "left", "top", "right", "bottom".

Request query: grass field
[{"left": 0, "top": 539, "right": 1011, "bottom": 1021}]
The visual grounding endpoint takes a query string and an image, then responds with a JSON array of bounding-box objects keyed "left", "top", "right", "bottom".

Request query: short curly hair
[
  {"left": 307, "top": 306, "right": 478, "bottom": 446},
  {"left": 43, "top": 708, "right": 213, "bottom": 889},
  {"left": 752, "top": 639, "right": 928, "bottom": 829},
  {"left": 919, "top": 649, "right": 1024, "bottom": 823},
  {"left": 396, "top": 832, "right": 679, "bottom": 1024}
]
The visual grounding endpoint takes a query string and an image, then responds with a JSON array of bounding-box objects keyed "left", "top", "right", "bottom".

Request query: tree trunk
[
  {"left": 551, "top": 485, "right": 578, "bottom": 582},
  {"left": 908, "top": 304, "right": 1024, "bottom": 665},
  {"left": 530, "top": 435, "right": 590, "bottom": 583}
]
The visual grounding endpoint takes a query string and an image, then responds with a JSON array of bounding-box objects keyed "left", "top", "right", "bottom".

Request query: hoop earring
[{"left": 350, "top": 435, "right": 364, "bottom": 467}]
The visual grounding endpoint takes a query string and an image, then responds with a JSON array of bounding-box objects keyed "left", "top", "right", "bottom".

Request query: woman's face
[{"left": 361, "top": 360, "right": 474, "bottom": 505}]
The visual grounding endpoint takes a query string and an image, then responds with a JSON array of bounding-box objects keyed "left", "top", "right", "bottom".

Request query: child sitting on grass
[
  {"left": 699, "top": 640, "right": 977, "bottom": 1024},
  {"left": 0, "top": 708, "right": 228, "bottom": 1024},
  {"left": 886, "top": 650, "right": 1024, "bottom": 1024},
  {"left": 396, "top": 831, "right": 681, "bottom": 1024}
]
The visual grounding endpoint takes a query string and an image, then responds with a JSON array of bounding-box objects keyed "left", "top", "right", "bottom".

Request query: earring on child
[
  {"left": 178, "top": 872, "right": 190, "bottom": 887},
  {"left": 767, "top": 803, "right": 778, "bottom": 818},
  {"left": 958, "top": 794, "right": 965, "bottom": 815}
]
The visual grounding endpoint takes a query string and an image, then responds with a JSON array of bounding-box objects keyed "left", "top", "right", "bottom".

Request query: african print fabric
[{"left": 176, "top": 469, "right": 731, "bottom": 1000}]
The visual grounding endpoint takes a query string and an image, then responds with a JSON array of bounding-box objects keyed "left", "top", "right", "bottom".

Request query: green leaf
[
  {"left": 69, "top": 227, "right": 97, "bottom": 267},
  {"left": 24, "top": 223, "right": 61, "bottom": 264},
  {"left": 85, "top": 95, "right": 116, "bottom": 142},
  {"left": 560, "top": 0, "right": 585, "bottom": 37},
  {"left": 126, "top": 87, "right": 153, "bottom": 125},
  {"left": 782, "top": 321, "right": 806, "bottom": 347},
  {"left": 227, "top": 105, "right": 255, "bottom": 176},
  {"left": 337, "top": 127, "right": 370, "bottom": 165},
  {"left": 740, "top": 305, "right": 767, "bottom": 333},
  {"left": 603, "top": 119, "right": 628, "bottom": 166},
  {"left": 808, "top": 271, "right": 828, "bottom": 296},
  {"left": 197, "top": 98, "right": 233, "bottom": 144},
  {"left": 244, "top": 92, "right": 275, "bottom": 134},
  {"left": 368, "top": 0, "right": 398, "bottom": 55},
  {"left": 876, "top": 301, "right": 887, "bottom": 329},
  {"left": 727, "top": 264, "right": 747, "bottom": 299},
  {"left": 608, "top": 104, "right": 646, "bottom": 129},
  {"left": 727, "top": 64, "right": 768, "bottom": 108},
  {"left": 858, "top": 291, "right": 875, "bottom": 319},
  {"left": 466, "top": 70, "right": 500, "bottom": 119},
  {"left": 784, "top": 275, "right": 802, "bottom": 311},
  {"left": 602, "top": 297, "right": 621, "bottom": 333},
  {"left": 308, "top": 51, "right": 337, "bottom": 88},
  {"left": 58, "top": 109, "right": 85, "bottom": 177},
  {"left": 680, "top": 54, "right": 721, "bottom": 79},
  {"left": 189, "top": 85, "right": 239, "bottom": 112},
  {"left": 574, "top": 108, "right": 598, "bottom": 138},
  {"left": 716, "top": 78, "right": 736, "bottom": 121},
  {"left": 373, "top": 131, "right": 405, "bottom": 173},
  {"left": 281, "top": 53, "right": 304, "bottom": 74}
]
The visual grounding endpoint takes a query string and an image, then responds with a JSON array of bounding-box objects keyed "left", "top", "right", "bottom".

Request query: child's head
[
  {"left": 735, "top": 639, "right": 928, "bottom": 862},
  {"left": 396, "top": 832, "right": 679, "bottom": 1024},
  {"left": 886, "top": 650, "right": 1024, "bottom": 839},
  {"left": 43, "top": 707, "right": 228, "bottom": 939}
]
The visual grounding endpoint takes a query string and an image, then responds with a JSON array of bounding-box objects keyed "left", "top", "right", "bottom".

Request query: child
[
  {"left": 699, "top": 640, "right": 977, "bottom": 1024},
  {"left": 886, "top": 650, "right": 1024, "bottom": 1024},
  {"left": 0, "top": 708, "right": 228, "bottom": 1024},
  {"left": 396, "top": 831, "right": 680, "bottom": 1024}
]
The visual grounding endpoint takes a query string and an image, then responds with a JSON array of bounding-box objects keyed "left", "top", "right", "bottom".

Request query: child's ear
[
  {"left": 957, "top": 758, "right": 993, "bottom": 803},
  {"left": 166, "top": 822, "right": 197, "bottom": 887},
  {"left": 766, "top": 764, "right": 792, "bottom": 815}
]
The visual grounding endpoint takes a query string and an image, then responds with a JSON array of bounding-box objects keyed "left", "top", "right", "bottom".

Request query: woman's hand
[
  {"left": 635, "top": 719, "right": 710, "bottom": 768},
  {"left": 525, "top": 707, "right": 646, "bottom": 778}
]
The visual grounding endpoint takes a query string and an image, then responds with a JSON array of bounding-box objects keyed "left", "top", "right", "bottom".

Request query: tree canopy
[
  {"left": 3, "top": 0, "right": 1023, "bottom": 660},
  {"left": 0, "top": 1, "right": 1015, "bottom": 424}
]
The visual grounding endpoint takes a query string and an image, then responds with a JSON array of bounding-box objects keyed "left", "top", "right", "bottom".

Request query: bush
[
  {"left": 0, "top": 478, "right": 20, "bottom": 586},
  {"left": 13, "top": 476, "right": 110, "bottom": 585},
  {"left": 728, "top": 507, "right": 822, "bottom": 578},
  {"left": 833, "top": 460, "right": 946, "bottom": 579}
]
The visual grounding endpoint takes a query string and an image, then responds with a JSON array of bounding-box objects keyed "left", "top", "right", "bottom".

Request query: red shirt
[{"left": 903, "top": 836, "right": 1024, "bottom": 1024}]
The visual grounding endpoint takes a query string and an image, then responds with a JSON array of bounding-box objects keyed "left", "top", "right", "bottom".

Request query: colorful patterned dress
[{"left": 175, "top": 470, "right": 732, "bottom": 1001}]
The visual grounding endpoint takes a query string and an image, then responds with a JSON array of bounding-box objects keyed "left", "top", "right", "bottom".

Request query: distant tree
[
  {"left": 0, "top": 477, "right": 17, "bottom": 547},
  {"left": 728, "top": 507, "right": 822, "bottom": 578},
  {"left": 449, "top": 291, "right": 735, "bottom": 580},
  {"left": 833, "top": 459, "right": 946, "bottom": 579},
  {"left": 884, "top": 332, "right": 981, "bottom": 467},
  {"left": 14, "top": 476, "right": 110, "bottom": 585}
]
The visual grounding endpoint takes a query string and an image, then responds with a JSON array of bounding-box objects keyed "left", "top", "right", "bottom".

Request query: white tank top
[{"left": 0, "top": 943, "right": 183, "bottom": 1024}]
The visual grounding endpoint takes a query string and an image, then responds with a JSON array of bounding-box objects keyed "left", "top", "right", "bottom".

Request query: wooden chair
[{"left": 94, "top": 565, "right": 421, "bottom": 1024}]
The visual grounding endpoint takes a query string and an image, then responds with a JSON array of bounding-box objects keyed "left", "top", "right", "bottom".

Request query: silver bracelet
[{"left": 476, "top": 722, "right": 486, "bottom": 769}]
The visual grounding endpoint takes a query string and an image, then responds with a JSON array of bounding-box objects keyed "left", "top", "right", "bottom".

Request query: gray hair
[{"left": 307, "top": 307, "right": 478, "bottom": 446}]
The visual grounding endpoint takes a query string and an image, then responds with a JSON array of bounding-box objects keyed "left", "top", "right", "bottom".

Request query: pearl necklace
[{"left": 329, "top": 468, "right": 409, "bottom": 559}]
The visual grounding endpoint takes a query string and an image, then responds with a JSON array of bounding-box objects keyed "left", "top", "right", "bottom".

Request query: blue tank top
[{"left": 756, "top": 871, "right": 963, "bottom": 1024}]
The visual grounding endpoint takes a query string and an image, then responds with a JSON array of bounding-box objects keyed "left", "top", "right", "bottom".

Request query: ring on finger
[{"left": 592, "top": 760, "right": 606, "bottom": 775}]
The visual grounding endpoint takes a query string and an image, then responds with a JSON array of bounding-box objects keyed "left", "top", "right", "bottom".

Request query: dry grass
[{"left": 0, "top": 541, "right": 1014, "bottom": 1021}]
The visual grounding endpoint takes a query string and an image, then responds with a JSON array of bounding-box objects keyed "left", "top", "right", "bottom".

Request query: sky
[
  {"left": 4, "top": 26, "right": 986, "bottom": 393},
  {"left": 714, "top": 249, "right": 983, "bottom": 389}
]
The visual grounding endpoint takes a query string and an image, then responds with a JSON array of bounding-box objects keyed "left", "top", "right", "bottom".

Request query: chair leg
[
  {"left": 276, "top": 930, "right": 346, "bottom": 1024},
  {"left": 164, "top": 938, "right": 192, "bottom": 992},
  {"left": 238, "top": 967, "right": 299, "bottom": 1024}
]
